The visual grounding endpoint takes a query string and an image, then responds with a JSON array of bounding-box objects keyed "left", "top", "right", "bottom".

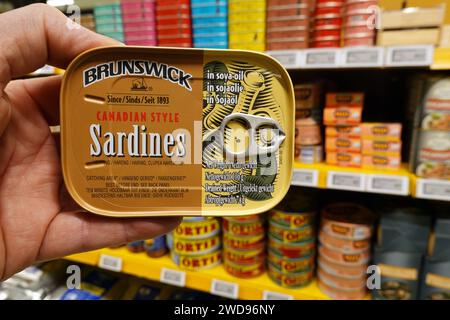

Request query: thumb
[{"left": 0, "top": 92, "right": 12, "bottom": 137}]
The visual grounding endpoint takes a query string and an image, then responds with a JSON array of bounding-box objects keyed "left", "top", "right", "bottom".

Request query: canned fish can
[
  {"left": 319, "top": 245, "right": 370, "bottom": 266},
  {"left": 294, "top": 83, "right": 323, "bottom": 110},
  {"left": 344, "top": 36, "right": 375, "bottom": 47},
  {"left": 319, "top": 230, "right": 370, "bottom": 253},
  {"left": 296, "top": 108, "right": 322, "bottom": 126},
  {"left": 224, "top": 258, "right": 265, "bottom": 278},
  {"left": 268, "top": 265, "right": 314, "bottom": 288},
  {"left": 172, "top": 234, "right": 221, "bottom": 256},
  {"left": 268, "top": 236, "right": 316, "bottom": 258},
  {"left": 318, "top": 256, "right": 367, "bottom": 279},
  {"left": 223, "top": 218, "right": 264, "bottom": 237},
  {"left": 127, "top": 240, "right": 145, "bottom": 253},
  {"left": 222, "top": 214, "right": 263, "bottom": 223},
  {"left": 223, "top": 232, "right": 265, "bottom": 251},
  {"left": 295, "top": 124, "right": 322, "bottom": 146},
  {"left": 223, "top": 245, "right": 265, "bottom": 265},
  {"left": 174, "top": 217, "right": 221, "bottom": 240},
  {"left": 321, "top": 203, "right": 376, "bottom": 240},
  {"left": 171, "top": 249, "right": 222, "bottom": 271},
  {"left": 297, "top": 145, "right": 324, "bottom": 164},
  {"left": 269, "top": 221, "right": 315, "bottom": 243},
  {"left": 268, "top": 251, "right": 315, "bottom": 274},
  {"left": 269, "top": 210, "right": 315, "bottom": 229},
  {"left": 318, "top": 278, "right": 367, "bottom": 300},
  {"left": 144, "top": 235, "right": 168, "bottom": 258},
  {"left": 317, "top": 267, "right": 367, "bottom": 290},
  {"left": 60, "top": 47, "right": 295, "bottom": 218}
]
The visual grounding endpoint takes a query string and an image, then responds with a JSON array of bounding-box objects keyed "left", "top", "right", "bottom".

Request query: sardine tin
[{"left": 60, "top": 46, "right": 294, "bottom": 217}]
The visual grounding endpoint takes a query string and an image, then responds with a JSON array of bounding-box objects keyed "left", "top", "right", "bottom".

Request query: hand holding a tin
[{"left": 0, "top": 4, "right": 181, "bottom": 281}]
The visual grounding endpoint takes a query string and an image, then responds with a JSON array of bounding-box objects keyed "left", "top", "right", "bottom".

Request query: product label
[
  {"left": 61, "top": 48, "right": 292, "bottom": 216},
  {"left": 426, "top": 273, "right": 450, "bottom": 290},
  {"left": 378, "top": 263, "right": 418, "bottom": 281}
]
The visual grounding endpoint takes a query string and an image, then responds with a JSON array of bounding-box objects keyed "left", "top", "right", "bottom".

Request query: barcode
[
  {"left": 210, "top": 279, "right": 238, "bottom": 299},
  {"left": 98, "top": 254, "right": 122, "bottom": 272}
]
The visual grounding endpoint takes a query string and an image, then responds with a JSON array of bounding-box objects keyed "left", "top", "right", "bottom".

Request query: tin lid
[
  {"left": 322, "top": 203, "right": 376, "bottom": 226},
  {"left": 60, "top": 46, "right": 294, "bottom": 217}
]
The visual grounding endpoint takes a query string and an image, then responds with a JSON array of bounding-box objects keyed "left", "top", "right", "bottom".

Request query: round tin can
[
  {"left": 344, "top": 36, "right": 374, "bottom": 47},
  {"left": 127, "top": 240, "right": 145, "bottom": 253},
  {"left": 172, "top": 234, "right": 221, "bottom": 256},
  {"left": 223, "top": 232, "right": 265, "bottom": 251},
  {"left": 144, "top": 235, "right": 168, "bottom": 258},
  {"left": 267, "top": 265, "right": 314, "bottom": 288},
  {"left": 268, "top": 251, "right": 315, "bottom": 274},
  {"left": 296, "top": 108, "right": 322, "bottom": 126},
  {"left": 223, "top": 218, "right": 264, "bottom": 237},
  {"left": 344, "top": 25, "right": 375, "bottom": 36},
  {"left": 319, "top": 230, "right": 370, "bottom": 253},
  {"left": 318, "top": 256, "right": 367, "bottom": 279},
  {"left": 312, "top": 37, "right": 341, "bottom": 48},
  {"left": 269, "top": 221, "right": 315, "bottom": 243},
  {"left": 315, "top": 5, "right": 344, "bottom": 17},
  {"left": 317, "top": 267, "right": 367, "bottom": 290},
  {"left": 174, "top": 217, "right": 220, "bottom": 240},
  {"left": 268, "top": 236, "right": 316, "bottom": 258},
  {"left": 222, "top": 215, "right": 263, "bottom": 223},
  {"left": 171, "top": 249, "right": 222, "bottom": 271},
  {"left": 345, "top": 13, "right": 373, "bottom": 26},
  {"left": 223, "top": 245, "right": 265, "bottom": 265},
  {"left": 269, "top": 210, "right": 315, "bottom": 229},
  {"left": 321, "top": 203, "right": 376, "bottom": 240},
  {"left": 224, "top": 258, "right": 265, "bottom": 278},
  {"left": 295, "top": 124, "right": 322, "bottom": 146},
  {"left": 318, "top": 278, "right": 367, "bottom": 300},
  {"left": 297, "top": 145, "right": 324, "bottom": 164},
  {"left": 319, "top": 245, "right": 370, "bottom": 266},
  {"left": 314, "top": 28, "right": 342, "bottom": 38},
  {"left": 316, "top": 0, "right": 345, "bottom": 7},
  {"left": 345, "top": 0, "right": 378, "bottom": 13}
]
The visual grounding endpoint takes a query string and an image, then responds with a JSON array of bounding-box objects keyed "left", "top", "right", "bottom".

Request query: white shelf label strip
[
  {"left": 386, "top": 45, "right": 434, "bottom": 67},
  {"left": 210, "top": 279, "right": 239, "bottom": 299},
  {"left": 341, "top": 47, "right": 384, "bottom": 68},
  {"left": 98, "top": 254, "right": 122, "bottom": 272},
  {"left": 303, "top": 49, "right": 340, "bottom": 68},
  {"left": 262, "top": 290, "right": 293, "bottom": 300},
  {"left": 416, "top": 179, "right": 450, "bottom": 201},
  {"left": 291, "top": 169, "right": 319, "bottom": 187},
  {"left": 366, "top": 174, "right": 410, "bottom": 196},
  {"left": 160, "top": 268, "right": 186, "bottom": 287},
  {"left": 327, "top": 171, "right": 366, "bottom": 192},
  {"left": 267, "top": 50, "right": 302, "bottom": 69}
]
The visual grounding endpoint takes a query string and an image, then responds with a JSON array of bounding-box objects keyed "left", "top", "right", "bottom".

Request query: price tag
[
  {"left": 366, "top": 174, "right": 410, "bottom": 196},
  {"left": 262, "top": 290, "right": 293, "bottom": 300},
  {"left": 291, "top": 169, "right": 319, "bottom": 187},
  {"left": 98, "top": 254, "right": 122, "bottom": 272},
  {"left": 267, "top": 50, "right": 302, "bottom": 69},
  {"left": 327, "top": 171, "right": 366, "bottom": 192},
  {"left": 386, "top": 45, "right": 434, "bottom": 67},
  {"left": 160, "top": 268, "right": 186, "bottom": 287},
  {"left": 341, "top": 47, "right": 384, "bottom": 68},
  {"left": 210, "top": 279, "right": 239, "bottom": 299},
  {"left": 303, "top": 49, "right": 340, "bottom": 68},
  {"left": 416, "top": 179, "right": 450, "bottom": 201}
]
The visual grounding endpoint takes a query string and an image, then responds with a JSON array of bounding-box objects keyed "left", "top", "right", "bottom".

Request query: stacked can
[
  {"left": 94, "top": 3, "right": 125, "bottom": 43},
  {"left": 167, "top": 217, "right": 222, "bottom": 271},
  {"left": 192, "top": 0, "right": 228, "bottom": 49},
  {"left": 268, "top": 199, "right": 316, "bottom": 288},
  {"left": 121, "top": 0, "right": 157, "bottom": 46},
  {"left": 126, "top": 235, "right": 168, "bottom": 258},
  {"left": 80, "top": 14, "right": 96, "bottom": 32},
  {"left": 312, "top": 0, "right": 344, "bottom": 48},
  {"left": 266, "top": 0, "right": 312, "bottom": 51},
  {"left": 222, "top": 215, "right": 266, "bottom": 278},
  {"left": 295, "top": 82, "right": 324, "bottom": 164},
  {"left": 156, "top": 0, "right": 192, "bottom": 47},
  {"left": 317, "top": 203, "right": 376, "bottom": 300},
  {"left": 228, "top": 0, "right": 266, "bottom": 51},
  {"left": 343, "top": 0, "right": 378, "bottom": 47}
]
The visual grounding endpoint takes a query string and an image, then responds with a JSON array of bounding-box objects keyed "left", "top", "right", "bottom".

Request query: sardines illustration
[{"left": 60, "top": 47, "right": 294, "bottom": 217}]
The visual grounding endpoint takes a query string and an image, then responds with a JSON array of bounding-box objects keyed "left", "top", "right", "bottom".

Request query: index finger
[{"left": 0, "top": 3, "right": 120, "bottom": 89}]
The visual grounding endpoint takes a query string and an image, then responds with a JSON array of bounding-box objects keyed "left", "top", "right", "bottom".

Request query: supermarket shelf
[
  {"left": 267, "top": 45, "right": 450, "bottom": 70},
  {"left": 64, "top": 247, "right": 330, "bottom": 300},
  {"left": 292, "top": 162, "right": 450, "bottom": 201}
]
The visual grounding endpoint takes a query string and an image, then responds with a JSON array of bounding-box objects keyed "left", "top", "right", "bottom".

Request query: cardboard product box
[
  {"left": 420, "top": 258, "right": 450, "bottom": 300},
  {"left": 294, "top": 82, "right": 323, "bottom": 110},
  {"left": 326, "top": 137, "right": 361, "bottom": 153},
  {"left": 326, "top": 126, "right": 362, "bottom": 139},
  {"left": 379, "top": 0, "right": 406, "bottom": 10},
  {"left": 326, "top": 93, "right": 364, "bottom": 109},
  {"left": 440, "top": 24, "right": 450, "bottom": 47},
  {"left": 362, "top": 140, "right": 402, "bottom": 156},
  {"left": 323, "top": 107, "right": 363, "bottom": 126},
  {"left": 373, "top": 248, "right": 423, "bottom": 300},
  {"left": 407, "top": 0, "right": 450, "bottom": 24},
  {"left": 377, "top": 208, "right": 431, "bottom": 253},
  {"left": 326, "top": 151, "right": 362, "bottom": 167},
  {"left": 377, "top": 28, "right": 441, "bottom": 46},
  {"left": 380, "top": 5, "right": 445, "bottom": 29},
  {"left": 362, "top": 154, "right": 402, "bottom": 170},
  {"left": 429, "top": 217, "right": 450, "bottom": 260},
  {"left": 361, "top": 123, "right": 402, "bottom": 141}
]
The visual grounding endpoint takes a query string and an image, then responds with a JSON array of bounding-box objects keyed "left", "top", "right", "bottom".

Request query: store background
[{"left": 0, "top": 0, "right": 449, "bottom": 300}]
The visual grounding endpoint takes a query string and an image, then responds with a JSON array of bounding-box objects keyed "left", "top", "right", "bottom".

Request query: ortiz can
[
  {"left": 60, "top": 46, "right": 295, "bottom": 218},
  {"left": 171, "top": 249, "right": 222, "bottom": 271},
  {"left": 321, "top": 203, "right": 376, "bottom": 240},
  {"left": 224, "top": 258, "right": 265, "bottom": 278},
  {"left": 268, "top": 236, "right": 316, "bottom": 258},
  {"left": 223, "top": 232, "right": 265, "bottom": 251},
  {"left": 172, "top": 234, "right": 221, "bottom": 256},
  {"left": 173, "top": 217, "right": 220, "bottom": 240},
  {"left": 268, "top": 251, "right": 315, "bottom": 274},
  {"left": 268, "top": 265, "right": 314, "bottom": 288},
  {"left": 223, "top": 246, "right": 265, "bottom": 265},
  {"left": 269, "top": 221, "right": 315, "bottom": 243},
  {"left": 223, "top": 218, "right": 265, "bottom": 237},
  {"left": 269, "top": 210, "right": 315, "bottom": 229}
]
